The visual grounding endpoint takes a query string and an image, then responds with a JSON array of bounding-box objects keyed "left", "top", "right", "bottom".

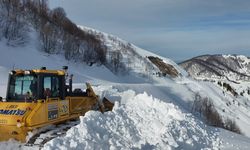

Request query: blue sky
[{"left": 49, "top": 0, "right": 250, "bottom": 62}]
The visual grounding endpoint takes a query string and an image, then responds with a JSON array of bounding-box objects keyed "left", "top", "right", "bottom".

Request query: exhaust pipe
[{"left": 69, "top": 74, "right": 73, "bottom": 95}]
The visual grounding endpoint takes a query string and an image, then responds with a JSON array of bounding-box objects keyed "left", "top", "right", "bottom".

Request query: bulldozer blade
[{"left": 102, "top": 97, "right": 114, "bottom": 112}]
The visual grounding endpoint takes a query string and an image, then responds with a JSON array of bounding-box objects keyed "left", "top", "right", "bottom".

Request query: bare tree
[{"left": 192, "top": 93, "right": 241, "bottom": 134}]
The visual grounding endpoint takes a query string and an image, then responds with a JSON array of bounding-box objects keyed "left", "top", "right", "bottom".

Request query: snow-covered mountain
[
  {"left": 180, "top": 54, "right": 250, "bottom": 102},
  {"left": 78, "top": 25, "right": 185, "bottom": 79},
  {"left": 179, "top": 54, "right": 250, "bottom": 82},
  {"left": 0, "top": 1, "right": 250, "bottom": 150}
]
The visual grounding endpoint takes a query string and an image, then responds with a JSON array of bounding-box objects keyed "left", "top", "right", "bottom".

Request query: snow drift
[{"left": 43, "top": 90, "right": 219, "bottom": 150}]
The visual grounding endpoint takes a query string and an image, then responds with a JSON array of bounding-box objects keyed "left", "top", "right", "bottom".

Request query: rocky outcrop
[{"left": 148, "top": 56, "right": 179, "bottom": 78}]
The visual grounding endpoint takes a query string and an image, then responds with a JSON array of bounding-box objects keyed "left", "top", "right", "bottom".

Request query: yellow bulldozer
[{"left": 0, "top": 66, "right": 114, "bottom": 142}]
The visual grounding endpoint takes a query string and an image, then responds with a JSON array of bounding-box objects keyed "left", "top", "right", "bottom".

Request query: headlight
[{"left": 24, "top": 71, "right": 31, "bottom": 75}]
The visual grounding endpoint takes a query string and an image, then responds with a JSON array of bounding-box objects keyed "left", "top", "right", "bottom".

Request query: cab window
[
  {"left": 7, "top": 75, "right": 37, "bottom": 101},
  {"left": 43, "top": 76, "right": 59, "bottom": 98}
]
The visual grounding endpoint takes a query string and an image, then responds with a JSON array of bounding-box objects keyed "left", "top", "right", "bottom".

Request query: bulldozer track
[{"left": 24, "top": 120, "right": 79, "bottom": 149}]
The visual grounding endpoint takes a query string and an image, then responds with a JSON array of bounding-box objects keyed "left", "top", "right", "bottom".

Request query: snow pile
[{"left": 43, "top": 90, "right": 219, "bottom": 150}]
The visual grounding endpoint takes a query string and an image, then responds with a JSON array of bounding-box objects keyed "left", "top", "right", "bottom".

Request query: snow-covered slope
[
  {"left": 78, "top": 26, "right": 187, "bottom": 78},
  {"left": 179, "top": 54, "right": 250, "bottom": 116},
  {"left": 179, "top": 54, "right": 250, "bottom": 109},
  {"left": 0, "top": 28, "right": 250, "bottom": 149}
]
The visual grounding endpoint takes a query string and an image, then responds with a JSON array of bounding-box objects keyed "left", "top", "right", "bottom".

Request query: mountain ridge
[{"left": 179, "top": 54, "right": 250, "bottom": 82}]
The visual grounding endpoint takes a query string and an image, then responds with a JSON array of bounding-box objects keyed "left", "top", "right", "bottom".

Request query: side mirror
[{"left": 0, "top": 97, "right": 2, "bottom": 101}]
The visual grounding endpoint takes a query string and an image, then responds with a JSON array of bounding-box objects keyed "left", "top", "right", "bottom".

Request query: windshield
[{"left": 7, "top": 75, "right": 38, "bottom": 101}]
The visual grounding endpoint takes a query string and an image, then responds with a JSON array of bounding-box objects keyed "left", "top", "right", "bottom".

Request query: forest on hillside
[{"left": 0, "top": 0, "right": 137, "bottom": 74}]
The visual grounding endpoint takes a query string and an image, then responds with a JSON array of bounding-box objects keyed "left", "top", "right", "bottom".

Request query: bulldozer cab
[{"left": 6, "top": 69, "right": 66, "bottom": 102}]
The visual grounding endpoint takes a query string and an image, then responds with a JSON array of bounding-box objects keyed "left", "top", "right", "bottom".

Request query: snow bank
[
  {"left": 0, "top": 140, "right": 22, "bottom": 150},
  {"left": 43, "top": 90, "right": 219, "bottom": 150}
]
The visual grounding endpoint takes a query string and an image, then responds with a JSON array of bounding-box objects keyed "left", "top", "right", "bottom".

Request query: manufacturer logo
[{"left": 0, "top": 109, "right": 26, "bottom": 116}]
